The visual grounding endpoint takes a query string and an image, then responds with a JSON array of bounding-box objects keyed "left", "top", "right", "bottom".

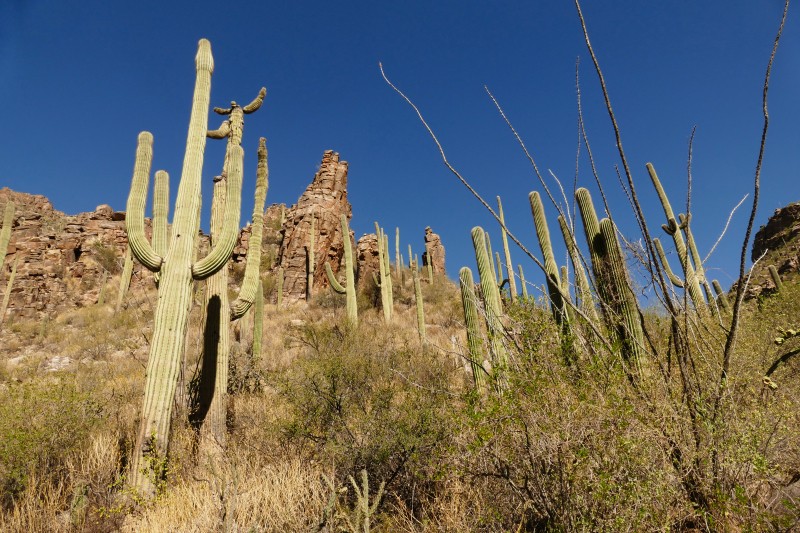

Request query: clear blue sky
[{"left": 1, "top": 0, "right": 798, "bottom": 295}]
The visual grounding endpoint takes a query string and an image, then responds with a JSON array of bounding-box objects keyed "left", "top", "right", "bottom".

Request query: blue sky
[{"left": 1, "top": 0, "right": 798, "bottom": 296}]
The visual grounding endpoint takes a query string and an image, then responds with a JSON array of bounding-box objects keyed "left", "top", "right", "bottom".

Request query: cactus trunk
[
  {"left": 0, "top": 254, "right": 19, "bottom": 328},
  {"left": 529, "top": 192, "right": 568, "bottom": 325},
  {"left": 115, "top": 246, "right": 134, "bottom": 313},
  {"left": 712, "top": 280, "right": 731, "bottom": 311},
  {"left": 253, "top": 279, "right": 263, "bottom": 357},
  {"left": 518, "top": 265, "right": 528, "bottom": 299},
  {"left": 384, "top": 232, "right": 394, "bottom": 310},
  {"left": 276, "top": 267, "right": 283, "bottom": 308},
  {"left": 395, "top": 228, "right": 400, "bottom": 274},
  {"left": 375, "top": 223, "right": 391, "bottom": 322},
  {"left": 558, "top": 215, "right": 597, "bottom": 322},
  {"left": 769, "top": 265, "right": 784, "bottom": 292},
  {"left": 459, "top": 266, "right": 486, "bottom": 392},
  {"left": 324, "top": 215, "right": 357, "bottom": 325},
  {"left": 497, "top": 196, "right": 517, "bottom": 302},
  {"left": 307, "top": 211, "right": 315, "bottom": 301},
  {"left": 471, "top": 227, "right": 508, "bottom": 379},
  {"left": 0, "top": 201, "right": 15, "bottom": 269},
  {"left": 98, "top": 271, "right": 108, "bottom": 305}
]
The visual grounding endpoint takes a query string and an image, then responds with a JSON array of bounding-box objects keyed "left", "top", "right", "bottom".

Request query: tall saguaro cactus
[
  {"left": 125, "top": 40, "right": 247, "bottom": 496},
  {"left": 471, "top": 227, "right": 508, "bottom": 378},
  {"left": 375, "top": 223, "right": 391, "bottom": 322},
  {"left": 497, "top": 196, "right": 517, "bottom": 302},
  {"left": 152, "top": 171, "right": 170, "bottom": 287},
  {"left": 395, "top": 228, "right": 400, "bottom": 274},
  {"left": 558, "top": 215, "right": 597, "bottom": 322},
  {"left": 459, "top": 266, "right": 486, "bottom": 392},
  {"left": 325, "top": 214, "right": 358, "bottom": 325},
  {"left": 383, "top": 232, "right": 394, "bottom": 309},
  {"left": 0, "top": 201, "right": 15, "bottom": 269},
  {"left": 529, "top": 192, "right": 568, "bottom": 325}
]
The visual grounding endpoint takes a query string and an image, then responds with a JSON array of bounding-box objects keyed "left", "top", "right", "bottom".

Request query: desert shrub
[
  {"left": 311, "top": 286, "right": 345, "bottom": 309},
  {"left": 273, "top": 323, "right": 453, "bottom": 508},
  {"left": 92, "top": 241, "right": 120, "bottom": 274},
  {"left": 0, "top": 380, "right": 104, "bottom": 504},
  {"left": 229, "top": 261, "right": 246, "bottom": 285}
]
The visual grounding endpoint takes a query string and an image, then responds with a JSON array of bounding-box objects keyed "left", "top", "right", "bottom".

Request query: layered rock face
[
  {"left": 355, "top": 233, "right": 380, "bottom": 288},
  {"left": 0, "top": 188, "right": 152, "bottom": 318},
  {"left": 421, "top": 226, "right": 445, "bottom": 274},
  {"left": 274, "top": 151, "right": 353, "bottom": 303}
]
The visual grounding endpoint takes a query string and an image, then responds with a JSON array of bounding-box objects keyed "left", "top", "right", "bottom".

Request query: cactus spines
[
  {"left": 0, "top": 200, "right": 15, "bottom": 269},
  {"left": 460, "top": 267, "right": 486, "bottom": 391},
  {"left": 497, "top": 196, "right": 517, "bottom": 302},
  {"left": 529, "top": 191, "right": 568, "bottom": 325},
  {"left": 324, "top": 215, "right": 357, "bottom": 325},
  {"left": 646, "top": 163, "right": 706, "bottom": 311},
  {"left": 599, "top": 218, "right": 646, "bottom": 367},
  {"left": 277, "top": 266, "right": 283, "bottom": 308},
  {"left": 712, "top": 279, "right": 731, "bottom": 311},
  {"left": 116, "top": 246, "right": 134, "bottom": 313},
  {"left": 413, "top": 267, "right": 426, "bottom": 346},
  {"left": 253, "top": 279, "right": 263, "bottom": 357},
  {"left": 0, "top": 254, "right": 19, "bottom": 328},
  {"left": 518, "top": 265, "right": 528, "bottom": 298},
  {"left": 769, "top": 265, "right": 784, "bottom": 292},
  {"left": 98, "top": 271, "right": 108, "bottom": 305},
  {"left": 230, "top": 138, "right": 269, "bottom": 319},
  {"left": 375, "top": 223, "right": 391, "bottom": 322},
  {"left": 471, "top": 227, "right": 508, "bottom": 374},
  {"left": 125, "top": 39, "right": 247, "bottom": 496},
  {"left": 307, "top": 210, "right": 315, "bottom": 301},
  {"left": 395, "top": 227, "right": 400, "bottom": 274}
]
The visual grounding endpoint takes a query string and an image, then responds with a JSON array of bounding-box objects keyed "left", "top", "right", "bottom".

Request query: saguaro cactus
[
  {"left": 459, "top": 266, "right": 486, "bottom": 392},
  {"left": 518, "top": 265, "right": 528, "bottom": 299},
  {"left": 152, "top": 171, "right": 169, "bottom": 287},
  {"left": 712, "top": 280, "right": 731, "bottom": 311},
  {"left": 0, "top": 254, "right": 19, "bottom": 328},
  {"left": 599, "top": 218, "right": 645, "bottom": 367},
  {"left": 116, "top": 246, "right": 134, "bottom": 313},
  {"left": 425, "top": 242, "right": 434, "bottom": 285},
  {"left": 529, "top": 192, "right": 568, "bottom": 325},
  {"left": 324, "top": 214, "right": 358, "bottom": 325},
  {"left": 485, "top": 232, "right": 498, "bottom": 289},
  {"left": 395, "top": 228, "right": 400, "bottom": 274},
  {"left": 98, "top": 271, "right": 108, "bottom": 305},
  {"left": 307, "top": 210, "right": 315, "bottom": 301},
  {"left": 375, "top": 223, "right": 391, "bottom": 322},
  {"left": 383, "top": 232, "right": 394, "bottom": 309},
  {"left": 125, "top": 40, "right": 249, "bottom": 496},
  {"left": 413, "top": 266, "right": 426, "bottom": 346},
  {"left": 471, "top": 227, "right": 508, "bottom": 377},
  {"left": 558, "top": 215, "right": 597, "bottom": 322},
  {"left": 408, "top": 244, "right": 413, "bottom": 271},
  {"left": 769, "top": 265, "right": 784, "bottom": 293},
  {"left": 497, "top": 196, "right": 517, "bottom": 302},
  {"left": 646, "top": 163, "right": 706, "bottom": 312},
  {"left": 253, "top": 279, "right": 263, "bottom": 357},
  {"left": 0, "top": 201, "right": 14, "bottom": 269}
]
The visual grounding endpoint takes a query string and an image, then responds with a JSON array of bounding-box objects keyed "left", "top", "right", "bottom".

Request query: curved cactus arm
[
  {"left": 712, "top": 280, "right": 731, "bottom": 312},
  {"left": 0, "top": 200, "right": 15, "bottom": 267},
  {"left": 192, "top": 145, "right": 244, "bottom": 280},
  {"left": 213, "top": 105, "right": 233, "bottom": 115},
  {"left": 125, "top": 131, "right": 163, "bottom": 272},
  {"left": 459, "top": 267, "right": 486, "bottom": 391},
  {"left": 325, "top": 262, "right": 347, "bottom": 294},
  {"left": 231, "top": 138, "right": 269, "bottom": 319},
  {"left": 206, "top": 119, "right": 231, "bottom": 139},
  {"left": 654, "top": 238, "right": 685, "bottom": 288},
  {"left": 242, "top": 87, "right": 267, "bottom": 114},
  {"left": 372, "top": 271, "right": 381, "bottom": 287},
  {"left": 769, "top": 265, "right": 784, "bottom": 292}
]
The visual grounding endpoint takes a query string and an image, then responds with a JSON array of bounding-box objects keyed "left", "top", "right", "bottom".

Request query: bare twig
[{"left": 702, "top": 195, "right": 749, "bottom": 266}]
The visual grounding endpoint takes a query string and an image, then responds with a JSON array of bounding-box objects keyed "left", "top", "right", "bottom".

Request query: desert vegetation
[{"left": 1, "top": 0, "right": 799, "bottom": 531}]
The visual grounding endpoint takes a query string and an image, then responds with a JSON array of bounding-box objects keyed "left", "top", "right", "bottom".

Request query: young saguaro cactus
[
  {"left": 324, "top": 214, "right": 358, "bottom": 325},
  {"left": 276, "top": 266, "right": 284, "bottom": 309},
  {"left": 383, "top": 232, "right": 394, "bottom": 309},
  {"left": 0, "top": 201, "right": 15, "bottom": 269},
  {"left": 395, "top": 227, "right": 400, "bottom": 275},
  {"left": 558, "top": 215, "right": 597, "bottom": 322},
  {"left": 307, "top": 210, "right": 315, "bottom": 301},
  {"left": 125, "top": 40, "right": 248, "bottom": 496},
  {"left": 712, "top": 279, "right": 731, "bottom": 312},
  {"left": 529, "top": 191, "right": 568, "bottom": 325},
  {"left": 497, "top": 196, "right": 517, "bottom": 302},
  {"left": 0, "top": 254, "right": 19, "bottom": 328},
  {"left": 115, "top": 246, "right": 134, "bottom": 313},
  {"left": 459, "top": 266, "right": 486, "bottom": 392},
  {"left": 374, "top": 223, "right": 391, "bottom": 322},
  {"left": 769, "top": 265, "right": 784, "bottom": 293},
  {"left": 413, "top": 266, "right": 426, "bottom": 346},
  {"left": 518, "top": 265, "right": 528, "bottom": 299}
]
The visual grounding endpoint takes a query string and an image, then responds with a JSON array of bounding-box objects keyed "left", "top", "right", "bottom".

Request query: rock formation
[
  {"left": 273, "top": 151, "right": 353, "bottom": 304},
  {"left": 355, "top": 233, "right": 380, "bottom": 288},
  {"left": 421, "top": 226, "right": 445, "bottom": 274}
]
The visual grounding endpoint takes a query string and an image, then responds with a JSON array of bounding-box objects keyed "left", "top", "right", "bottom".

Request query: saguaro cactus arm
[
  {"left": 654, "top": 238, "right": 685, "bottom": 288},
  {"left": 712, "top": 280, "right": 731, "bottom": 311},
  {"left": 206, "top": 119, "right": 231, "bottom": 139},
  {"left": 242, "top": 87, "right": 267, "bottom": 114},
  {"left": 325, "top": 262, "right": 346, "bottom": 294},
  {"left": 152, "top": 171, "right": 170, "bottom": 259},
  {"left": 191, "top": 145, "right": 244, "bottom": 280},
  {"left": 231, "top": 138, "right": 269, "bottom": 319},
  {"left": 497, "top": 196, "right": 517, "bottom": 302},
  {"left": 125, "top": 132, "right": 163, "bottom": 272},
  {"left": 769, "top": 265, "right": 784, "bottom": 292}
]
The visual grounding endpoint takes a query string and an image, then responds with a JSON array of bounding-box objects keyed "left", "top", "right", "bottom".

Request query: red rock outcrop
[
  {"left": 355, "top": 233, "right": 380, "bottom": 288},
  {"left": 421, "top": 226, "right": 445, "bottom": 274},
  {"left": 274, "top": 151, "right": 353, "bottom": 303}
]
